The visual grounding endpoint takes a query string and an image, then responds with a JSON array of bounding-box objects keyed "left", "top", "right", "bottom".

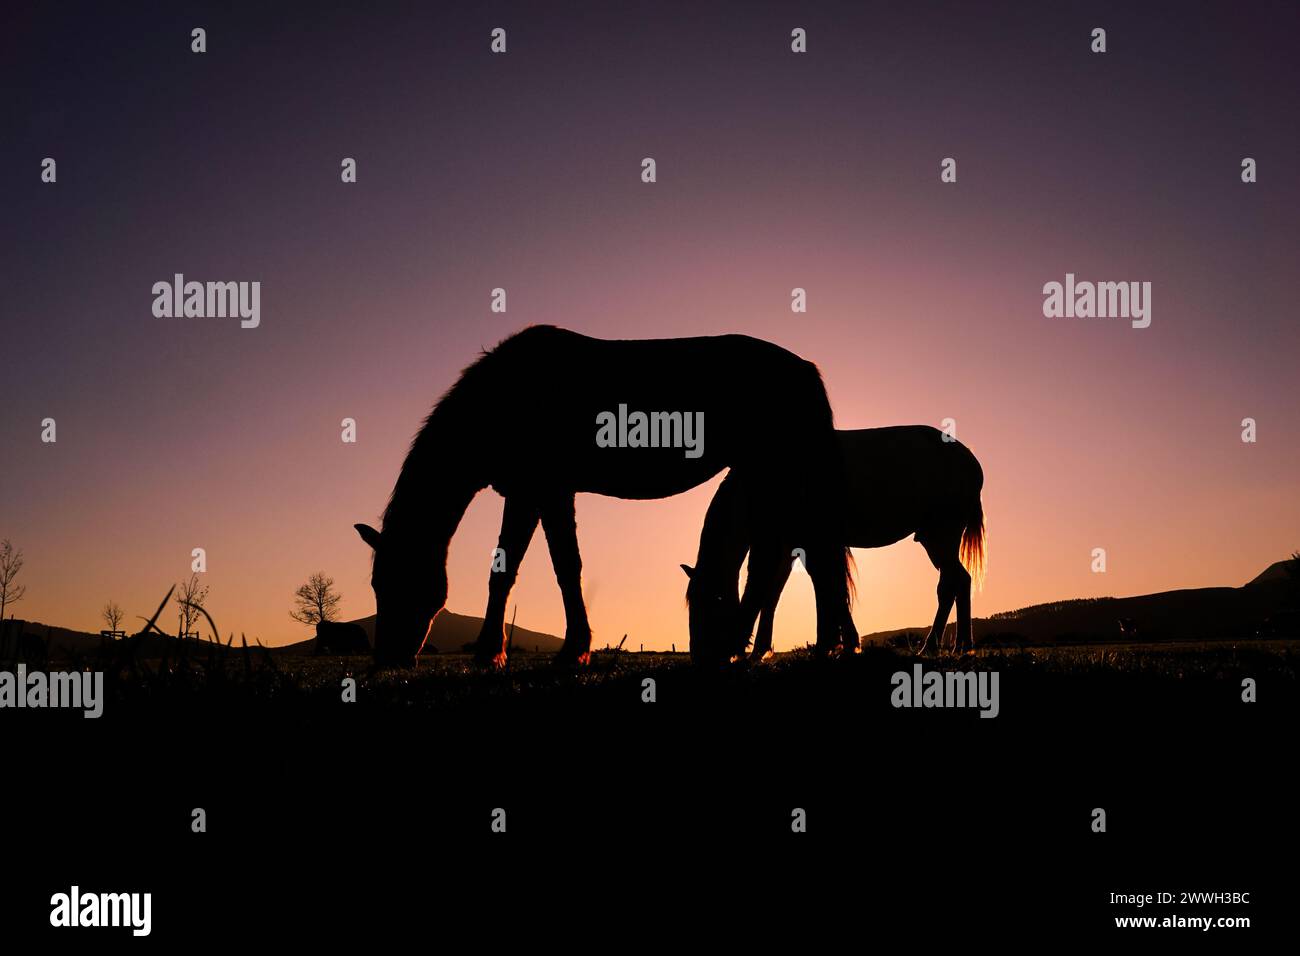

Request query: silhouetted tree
[
  {"left": 290, "top": 572, "right": 343, "bottom": 626},
  {"left": 176, "top": 574, "right": 209, "bottom": 639},
  {"left": 102, "top": 601, "right": 124, "bottom": 635},
  {"left": 0, "top": 539, "right": 27, "bottom": 629}
]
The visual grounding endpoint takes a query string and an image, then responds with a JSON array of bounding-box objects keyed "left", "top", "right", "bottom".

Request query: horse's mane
[{"left": 381, "top": 327, "right": 557, "bottom": 530}]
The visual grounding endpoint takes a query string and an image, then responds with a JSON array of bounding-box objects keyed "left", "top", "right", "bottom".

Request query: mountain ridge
[
  {"left": 0, "top": 609, "right": 564, "bottom": 659},
  {"left": 862, "top": 558, "right": 1298, "bottom": 646},
  {"left": 4, "top": 558, "right": 1295, "bottom": 658}
]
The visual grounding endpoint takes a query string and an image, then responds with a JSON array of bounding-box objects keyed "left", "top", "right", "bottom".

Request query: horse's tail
[
  {"left": 845, "top": 546, "right": 857, "bottom": 607},
  {"left": 959, "top": 494, "right": 987, "bottom": 591}
]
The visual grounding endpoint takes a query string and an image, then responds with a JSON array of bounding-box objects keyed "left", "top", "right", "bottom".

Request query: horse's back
[
  {"left": 840, "top": 426, "right": 981, "bottom": 483},
  {"left": 476, "top": 327, "right": 834, "bottom": 498},
  {"left": 497, "top": 326, "right": 815, "bottom": 390},
  {"left": 838, "top": 426, "right": 982, "bottom": 544}
]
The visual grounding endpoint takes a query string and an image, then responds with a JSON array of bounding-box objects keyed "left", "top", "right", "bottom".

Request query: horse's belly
[
  {"left": 850, "top": 529, "right": 914, "bottom": 550},
  {"left": 844, "top": 500, "right": 915, "bottom": 549},
  {"left": 578, "top": 457, "right": 725, "bottom": 499}
]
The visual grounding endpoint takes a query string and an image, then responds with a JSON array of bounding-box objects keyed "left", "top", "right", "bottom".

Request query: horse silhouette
[
  {"left": 314, "top": 620, "right": 370, "bottom": 655},
  {"left": 355, "top": 325, "right": 853, "bottom": 668},
  {"left": 683, "top": 426, "right": 985, "bottom": 658}
]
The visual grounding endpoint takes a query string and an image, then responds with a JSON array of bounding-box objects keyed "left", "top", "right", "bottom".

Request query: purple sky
[{"left": 2, "top": 1, "right": 1297, "bottom": 648}]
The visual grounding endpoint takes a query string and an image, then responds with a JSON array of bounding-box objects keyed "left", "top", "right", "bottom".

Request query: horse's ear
[
  {"left": 354, "top": 523, "right": 382, "bottom": 551},
  {"left": 680, "top": 564, "right": 694, "bottom": 579}
]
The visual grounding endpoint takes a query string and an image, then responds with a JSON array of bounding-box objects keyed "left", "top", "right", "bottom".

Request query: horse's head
[
  {"left": 355, "top": 523, "right": 445, "bottom": 668},
  {"left": 681, "top": 563, "right": 745, "bottom": 665}
]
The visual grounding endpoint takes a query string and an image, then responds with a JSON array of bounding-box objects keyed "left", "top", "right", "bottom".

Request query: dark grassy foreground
[
  {"left": 11, "top": 639, "right": 1296, "bottom": 945},
  {"left": 18, "top": 638, "right": 1297, "bottom": 727}
]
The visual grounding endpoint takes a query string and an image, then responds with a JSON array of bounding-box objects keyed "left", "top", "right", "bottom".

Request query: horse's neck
[
  {"left": 386, "top": 395, "right": 492, "bottom": 545},
  {"left": 695, "top": 476, "right": 750, "bottom": 581},
  {"left": 384, "top": 466, "right": 481, "bottom": 558}
]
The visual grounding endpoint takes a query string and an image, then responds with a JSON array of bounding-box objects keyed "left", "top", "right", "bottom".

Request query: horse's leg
[
  {"left": 916, "top": 532, "right": 960, "bottom": 656},
  {"left": 954, "top": 563, "right": 974, "bottom": 654},
  {"left": 474, "top": 496, "right": 540, "bottom": 668},
  {"left": 541, "top": 494, "right": 593, "bottom": 666},
  {"left": 840, "top": 589, "right": 860, "bottom": 654},
  {"left": 919, "top": 571, "right": 956, "bottom": 657},
  {"left": 805, "top": 542, "right": 850, "bottom": 656},
  {"left": 936, "top": 525, "right": 973, "bottom": 653},
  {"left": 738, "top": 538, "right": 788, "bottom": 661},
  {"left": 751, "top": 555, "right": 793, "bottom": 661}
]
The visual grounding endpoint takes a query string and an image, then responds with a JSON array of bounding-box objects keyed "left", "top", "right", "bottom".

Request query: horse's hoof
[
  {"left": 553, "top": 649, "right": 590, "bottom": 668},
  {"left": 473, "top": 650, "right": 506, "bottom": 669}
]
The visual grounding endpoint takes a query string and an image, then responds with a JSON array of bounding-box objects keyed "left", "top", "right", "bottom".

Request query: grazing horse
[
  {"left": 683, "top": 426, "right": 985, "bottom": 659},
  {"left": 314, "top": 620, "right": 371, "bottom": 655},
  {"left": 355, "top": 325, "right": 853, "bottom": 668}
]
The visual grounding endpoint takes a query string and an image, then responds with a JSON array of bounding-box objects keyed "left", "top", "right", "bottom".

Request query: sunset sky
[{"left": 3, "top": 2, "right": 1297, "bottom": 651}]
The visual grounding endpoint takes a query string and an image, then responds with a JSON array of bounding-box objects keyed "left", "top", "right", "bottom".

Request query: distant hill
[
  {"left": 1245, "top": 559, "right": 1297, "bottom": 588},
  {"left": 275, "top": 610, "right": 564, "bottom": 656},
  {"left": 862, "top": 558, "right": 1300, "bottom": 646},
  {"left": 7, "top": 559, "right": 1294, "bottom": 659},
  {"left": 0, "top": 620, "right": 245, "bottom": 660},
  {"left": 4, "top": 610, "right": 563, "bottom": 660}
]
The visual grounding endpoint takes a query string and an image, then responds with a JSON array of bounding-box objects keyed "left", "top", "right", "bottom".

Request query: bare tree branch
[
  {"left": 290, "top": 572, "right": 343, "bottom": 626},
  {"left": 176, "top": 574, "right": 210, "bottom": 638},
  {"left": 102, "top": 601, "right": 124, "bottom": 634},
  {"left": 0, "top": 539, "right": 28, "bottom": 626}
]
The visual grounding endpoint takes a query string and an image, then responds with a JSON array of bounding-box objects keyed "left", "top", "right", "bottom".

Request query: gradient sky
[{"left": 3, "top": 1, "right": 1298, "bottom": 650}]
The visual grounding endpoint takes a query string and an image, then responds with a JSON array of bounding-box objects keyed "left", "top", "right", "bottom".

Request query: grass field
[{"left": 24, "top": 638, "right": 1291, "bottom": 724}]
